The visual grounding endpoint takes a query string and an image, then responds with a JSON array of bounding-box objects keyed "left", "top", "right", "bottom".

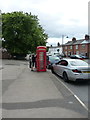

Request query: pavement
[
  {"left": 0, "top": 59, "right": 3, "bottom": 70},
  {"left": 2, "top": 60, "right": 88, "bottom": 118},
  {"left": 0, "top": 66, "right": 2, "bottom": 70}
]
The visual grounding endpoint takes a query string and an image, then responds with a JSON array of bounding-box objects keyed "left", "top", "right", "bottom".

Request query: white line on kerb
[
  {"left": 52, "top": 73, "right": 88, "bottom": 111},
  {"left": 74, "top": 95, "right": 88, "bottom": 111}
]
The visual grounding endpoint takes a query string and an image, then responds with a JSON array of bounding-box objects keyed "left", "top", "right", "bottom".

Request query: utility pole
[{"left": 61, "top": 35, "right": 68, "bottom": 55}]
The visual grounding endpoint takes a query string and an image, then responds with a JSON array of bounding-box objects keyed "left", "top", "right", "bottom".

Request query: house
[
  {"left": 63, "top": 35, "right": 90, "bottom": 58},
  {"left": 47, "top": 46, "right": 62, "bottom": 56},
  {"left": 48, "top": 35, "right": 90, "bottom": 58}
]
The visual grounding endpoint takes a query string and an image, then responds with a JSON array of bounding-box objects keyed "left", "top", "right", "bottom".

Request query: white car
[{"left": 51, "top": 58, "right": 90, "bottom": 82}]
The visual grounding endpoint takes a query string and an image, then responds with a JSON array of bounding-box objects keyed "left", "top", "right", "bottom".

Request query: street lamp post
[
  {"left": 62, "top": 35, "right": 64, "bottom": 46},
  {"left": 61, "top": 35, "right": 68, "bottom": 55}
]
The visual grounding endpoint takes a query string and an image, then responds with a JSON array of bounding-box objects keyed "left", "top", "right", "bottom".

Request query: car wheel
[
  {"left": 63, "top": 72, "right": 69, "bottom": 82},
  {"left": 51, "top": 67, "right": 55, "bottom": 74}
]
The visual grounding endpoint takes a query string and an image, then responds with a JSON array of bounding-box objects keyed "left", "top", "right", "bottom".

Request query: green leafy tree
[
  {"left": 2, "top": 11, "right": 48, "bottom": 57},
  {"left": 0, "top": 12, "right": 2, "bottom": 47}
]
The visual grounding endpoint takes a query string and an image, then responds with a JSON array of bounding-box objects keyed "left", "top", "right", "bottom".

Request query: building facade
[
  {"left": 47, "top": 46, "right": 62, "bottom": 56},
  {"left": 63, "top": 35, "right": 90, "bottom": 58},
  {"left": 48, "top": 35, "right": 90, "bottom": 58}
]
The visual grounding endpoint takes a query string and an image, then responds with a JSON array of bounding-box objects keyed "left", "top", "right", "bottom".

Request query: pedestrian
[
  {"left": 46, "top": 55, "right": 49, "bottom": 67},
  {"left": 31, "top": 54, "right": 36, "bottom": 71},
  {"left": 35, "top": 54, "right": 37, "bottom": 68},
  {"left": 29, "top": 54, "right": 32, "bottom": 68}
]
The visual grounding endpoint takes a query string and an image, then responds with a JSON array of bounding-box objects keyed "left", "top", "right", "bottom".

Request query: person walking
[
  {"left": 29, "top": 54, "right": 32, "bottom": 68},
  {"left": 31, "top": 54, "right": 36, "bottom": 71}
]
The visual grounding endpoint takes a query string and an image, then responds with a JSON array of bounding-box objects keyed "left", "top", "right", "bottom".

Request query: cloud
[
  {"left": 46, "top": 37, "right": 71, "bottom": 46},
  {"left": 0, "top": 0, "right": 89, "bottom": 46}
]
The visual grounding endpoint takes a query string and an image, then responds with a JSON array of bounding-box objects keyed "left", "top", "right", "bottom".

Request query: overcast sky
[{"left": 0, "top": 0, "right": 89, "bottom": 46}]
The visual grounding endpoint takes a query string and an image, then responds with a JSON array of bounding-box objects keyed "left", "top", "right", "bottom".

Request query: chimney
[
  {"left": 72, "top": 37, "right": 76, "bottom": 42},
  {"left": 85, "top": 34, "right": 89, "bottom": 40}
]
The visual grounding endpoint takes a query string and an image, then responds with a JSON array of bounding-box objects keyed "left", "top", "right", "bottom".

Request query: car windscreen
[
  {"left": 49, "top": 56, "right": 60, "bottom": 62},
  {"left": 69, "top": 60, "right": 88, "bottom": 66}
]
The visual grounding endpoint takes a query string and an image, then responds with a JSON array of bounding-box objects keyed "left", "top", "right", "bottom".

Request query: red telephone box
[{"left": 36, "top": 46, "right": 46, "bottom": 72}]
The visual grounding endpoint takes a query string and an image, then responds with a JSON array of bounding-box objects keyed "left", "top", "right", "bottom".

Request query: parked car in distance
[
  {"left": 51, "top": 58, "right": 90, "bottom": 82},
  {"left": 70, "top": 55, "right": 84, "bottom": 60},
  {"left": 47, "top": 56, "right": 60, "bottom": 69},
  {"left": 80, "top": 55, "right": 88, "bottom": 59}
]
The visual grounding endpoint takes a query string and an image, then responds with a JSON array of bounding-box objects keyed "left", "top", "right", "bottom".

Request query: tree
[
  {"left": 2, "top": 11, "right": 48, "bottom": 57},
  {"left": 0, "top": 40, "right": 1, "bottom": 48}
]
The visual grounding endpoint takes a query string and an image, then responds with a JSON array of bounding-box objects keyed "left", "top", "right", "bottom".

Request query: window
[
  {"left": 70, "top": 60, "right": 88, "bottom": 66},
  {"left": 82, "top": 44, "right": 85, "bottom": 49},
  {"left": 70, "top": 46, "right": 72, "bottom": 49},
  {"left": 65, "top": 46, "right": 67, "bottom": 49},
  {"left": 76, "top": 51, "right": 79, "bottom": 54},
  {"left": 76, "top": 45, "right": 78, "bottom": 49},
  {"left": 59, "top": 60, "right": 68, "bottom": 66},
  {"left": 65, "top": 51, "right": 67, "bottom": 55}
]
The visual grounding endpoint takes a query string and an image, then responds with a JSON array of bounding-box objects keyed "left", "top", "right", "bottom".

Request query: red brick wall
[{"left": 63, "top": 42, "right": 90, "bottom": 58}]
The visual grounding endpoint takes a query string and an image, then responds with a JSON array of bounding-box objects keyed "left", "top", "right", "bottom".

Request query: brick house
[
  {"left": 63, "top": 35, "right": 90, "bottom": 58},
  {"left": 48, "top": 35, "right": 90, "bottom": 58}
]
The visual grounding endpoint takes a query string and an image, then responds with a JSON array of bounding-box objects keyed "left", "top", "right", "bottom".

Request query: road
[
  {"left": 1, "top": 59, "right": 88, "bottom": 118},
  {"left": 54, "top": 74, "right": 89, "bottom": 108},
  {"left": 51, "top": 59, "right": 89, "bottom": 110}
]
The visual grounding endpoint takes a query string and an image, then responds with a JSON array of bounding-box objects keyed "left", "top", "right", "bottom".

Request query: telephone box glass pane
[{"left": 39, "top": 52, "right": 44, "bottom": 70}]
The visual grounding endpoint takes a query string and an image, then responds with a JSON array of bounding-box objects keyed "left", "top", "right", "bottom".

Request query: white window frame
[
  {"left": 70, "top": 46, "right": 72, "bottom": 49},
  {"left": 65, "top": 46, "right": 67, "bottom": 49},
  {"left": 82, "top": 44, "right": 85, "bottom": 49},
  {"left": 76, "top": 51, "right": 79, "bottom": 54},
  {"left": 76, "top": 45, "right": 78, "bottom": 49}
]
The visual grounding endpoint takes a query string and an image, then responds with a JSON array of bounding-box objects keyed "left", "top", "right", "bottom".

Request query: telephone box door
[{"left": 36, "top": 46, "right": 46, "bottom": 72}]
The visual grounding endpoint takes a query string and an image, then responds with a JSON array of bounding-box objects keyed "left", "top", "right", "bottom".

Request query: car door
[{"left": 56, "top": 60, "right": 68, "bottom": 77}]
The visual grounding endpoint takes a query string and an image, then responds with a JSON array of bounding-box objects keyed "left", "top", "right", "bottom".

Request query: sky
[{"left": 0, "top": 0, "right": 89, "bottom": 46}]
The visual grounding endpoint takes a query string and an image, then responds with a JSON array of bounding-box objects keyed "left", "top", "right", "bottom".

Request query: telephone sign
[{"left": 36, "top": 46, "right": 46, "bottom": 72}]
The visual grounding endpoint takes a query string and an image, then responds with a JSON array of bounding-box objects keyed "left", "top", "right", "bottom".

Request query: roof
[
  {"left": 64, "top": 41, "right": 74, "bottom": 45},
  {"left": 81, "top": 39, "right": 90, "bottom": 44},
  {"left": 64, "top": 38, "right": 90, "bottom": 46},
  {"left": 73, "top": 39, "right": 84, "bottom": 45}
]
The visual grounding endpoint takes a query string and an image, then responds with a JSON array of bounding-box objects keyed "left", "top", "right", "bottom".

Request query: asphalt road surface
[
  {"left": 52, "top": 59, "right": 90, "bottom": 109},
  {"left": 55, "top": 74, "right": 89, "bottom": 109}
]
